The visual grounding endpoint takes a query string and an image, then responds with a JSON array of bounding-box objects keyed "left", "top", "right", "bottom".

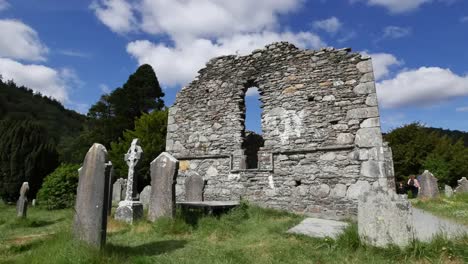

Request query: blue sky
[{"left": 0, "top": 0, "right": 467, "bottom": 134}]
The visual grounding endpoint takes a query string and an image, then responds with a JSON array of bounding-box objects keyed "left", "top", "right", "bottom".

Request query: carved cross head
[{"left": 125, "top": 138, "right": 143, "bottom": 167}]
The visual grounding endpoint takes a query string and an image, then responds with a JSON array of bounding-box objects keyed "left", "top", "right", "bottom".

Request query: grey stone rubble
[
  {"left": 166, "top": 42, "right": 395, "bottom": 219},
  {"left": 73, "top": 143, "right": 112, "bottom": 248},
  {"left": 112, "top": 178, "right": 127, "bottom": 202},
  {"left": 115, "top": 139, "right": 144, "bottom": 223},
  {"left": 185, "top": 172, "right": 204, "bottom": 201},
  {"left": 287, "top": 218, "right": 349, "bottom": 239},
  {"left": 358, "top": 187, "right": 414, "bottom": 248},
  {"left": 454, "top": 177, "right": 468, "bottom": 193},
  {"left": 140, "top": 185, "right": 151, "bottom": 209},
  {"left": 16, "top": 182, "right": 29, "bottom": 218},
  {"left": 444, "top": 185, "right": 453, "bottom": 198},
  {"left": 418, "top": 170, "right": 439, "bottom": 199},
  {"left": 148, "top": 152, "right": 179, "bottom": 222}
]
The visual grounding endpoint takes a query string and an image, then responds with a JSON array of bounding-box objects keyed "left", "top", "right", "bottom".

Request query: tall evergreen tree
[{"left": 0, "top": 119, "right": 58, "bottom": 202}]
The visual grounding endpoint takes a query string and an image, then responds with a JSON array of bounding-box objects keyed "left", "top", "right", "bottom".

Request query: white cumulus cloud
[
  {"left": 377, "top": 67, "right": 468, "bottom": 108},
  {"left": 90, "top": 0, "right": 137, "bottom": 34},
  {"left": 382, "top": 26, "right": 411, "bottom": 39},
  {"left": 362, "top": 52, "right": 402, "bottom": 81},
  {"left": 0, "top": 19, "right": 48, "bottom": 61},
  {"left": 0, "top": 58, "right": 71, "bottom": 102},
  {"left": 313, "top": 17, "right": 342, "bottom": 33},
  {"left": 352, "top": 0, "right": 431, "bottom": 13},
  {"left": 127, "top": 31, "right": 325, "bottom": 87}
]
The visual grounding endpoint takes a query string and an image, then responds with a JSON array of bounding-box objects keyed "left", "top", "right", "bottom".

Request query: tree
[
  {"left": 109, "top": 110, "right": 168, "bottom": 191},
  {"left": 0, "top": 119, "right": 58, "bottom": 202},
  {"left": 37, "top": 164, "right": 80, "bottom": 209}
]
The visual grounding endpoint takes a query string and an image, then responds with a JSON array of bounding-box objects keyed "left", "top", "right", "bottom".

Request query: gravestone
[
  {"left": 16, "top": 182, "right": 29, "bottom": 218},
  {"left": 115, "top": 139, "right": 144, "bottom": 223},
  {"left": 112, "top": 178, "right": 127, "bottom": 202},
  {"left": 32, "top": 199, "right": 36, "bottom": 207},
  {"left": 73, "top": 143, "right": 111, "bottom": 248},
  {"left": 358, "top": 187, "right": 414, "bottom": 248},
  {"left": 455, "top": 177, "right": 468, "bottom": 193},
  {"left": 140, "top": 185, "right": 151, "bottom": 209},
  {"left": 185, "top": 172, "right": 204, "bottom": 201},
  {"left": 418, "top": 170, "right": 439, "bottom": 199},
  {"left": 444, "top": 185, "right": 453, "bottom": 198},
  {"left": 106, "top": 162, "right": 113, "bottom": 216},
  {"left": 148, "top": 152, "right": 179, "bottom": 222}
]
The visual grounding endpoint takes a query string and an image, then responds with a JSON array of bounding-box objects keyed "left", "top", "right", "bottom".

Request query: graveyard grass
[
  {"left": 412, "top": 193, "right": 468, "bottom": 225},
  {"left": 1, "top": 201, "right": 467, "bottom": 264}
]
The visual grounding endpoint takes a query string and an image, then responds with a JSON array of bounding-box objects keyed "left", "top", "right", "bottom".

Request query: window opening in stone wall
[{"left": 242, "top": 86, "right": 264, "bottom": 169}]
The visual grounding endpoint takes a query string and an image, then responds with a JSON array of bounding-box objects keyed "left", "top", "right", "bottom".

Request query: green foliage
[
  {"left": 37, "top": 164, "right": 80, "bottom": 210},
  {"left": 385, "top": 123, "right": 468, "bottom": 186},
  {"left": 84, "top": 64, "right": 165, "bottom": 150},
  {"left": 0, "top": 119, "right": 58, "bottom": 202},
  {"left": 109, "top": 110, "right": 168, "bottom": 187}
]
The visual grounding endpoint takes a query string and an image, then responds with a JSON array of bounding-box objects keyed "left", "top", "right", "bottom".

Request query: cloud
[
  {"left": 0, "top": 58, "right": 72, "bottom": 102},
  {"left": 382, "top": 26, "right": 411, "bottom": 39},
  {"left": 99, "top": 83, "right": 111, "bottom": 94},
  {"left": 246, "top": 87, "right": 260, "bottom": 97},
  {"left": 90, "top": 0, "right": 137, "bottom": 34},
  {"left": 127, "top": 31, "right": 325, "bottom": 87},
  {"left": 352, "top": 0, "right": 431, "bottom": 13},
  {"left": 0, "top": 0, "right": 9, "bottom": 11},
  {"left": 58, "top": 50, "right": 91, "bottom": 58},
  {"left": 0, "top": 19, "right": 48, "bottom": 61},
  {"left": 313, "top": 17, "right": 342, "bottom": 33},
  {"left": 362, "top": 52, "right": 402, "bottom": 81},
  {"left": 377, "top": 67, "right": 468, "bottom": 108},
  {"left": 456, "top": 106, "right": 468, "bottom": 112},
  {"left": 461, "top": 16, "right": 468, "bottom": 23}
]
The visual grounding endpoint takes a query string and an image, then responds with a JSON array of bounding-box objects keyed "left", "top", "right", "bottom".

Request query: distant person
[
  {"left": 407, "top": 175, "right": 420, "bottom": 198},
  {"left": 396, "top": 181, "right": 406, "bottom": 195}
]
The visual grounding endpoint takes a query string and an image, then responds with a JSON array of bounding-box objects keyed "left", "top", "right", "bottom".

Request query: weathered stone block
[
  {"left": 353, "top": 82, "right": 375, "bottom": 95},
  {"left": 346, "top": 107, "right": 379, "bottom": 119},
  {"left": 185, "top": 172, "right": 204, "bottom": 201},
  {"left": 347, "top": 180, "right": 371, "bottom": 199},
  {"left": 358, "top": 187, "right": 414, "bottom": 248},
  {"left": 336, "top": 133, "right": 354, "bottom": 145},
  {"left": 360, "top": 160, "right": 385, "bottom": 178},
  {"left": 418, "top": 170, "right": 439, "bottom": 199},
  {"left": 73, "top": 143, "right": 111, "bottom": 248},
  {"left": 355, "top": 128, "right": 383, "bottom": 147},
  {"left": 356, "top": 60, "right": 373, "bottom": 73},
  {"left": 360, "top": 118, "right": 380, "bottom": 128},
  {"left": 148, "top": 152, "right": 179, "bottom": 222},
  {"left": 455, "top": 177, "right": 468, "bottom": 193}
]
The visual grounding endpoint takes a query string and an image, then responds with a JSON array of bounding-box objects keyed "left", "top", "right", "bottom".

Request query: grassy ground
[
  {"left": 0, "top": 201, "right": 467, "bottom": 264},
  {"left": 412, "top": 193, "right": 468, "bottom": 225}
]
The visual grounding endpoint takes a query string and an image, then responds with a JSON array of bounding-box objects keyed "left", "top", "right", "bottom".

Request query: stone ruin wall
[{"left": 166, "top": 42, "right": 395, "bottom": 220}]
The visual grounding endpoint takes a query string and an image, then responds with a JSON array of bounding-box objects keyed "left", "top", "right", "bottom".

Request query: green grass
[
  {"left": 0, "top": 201, "right": 467, "bottom": 264},
  {"left": 412, "top": 192, "right": 468, "bottom": 225}
]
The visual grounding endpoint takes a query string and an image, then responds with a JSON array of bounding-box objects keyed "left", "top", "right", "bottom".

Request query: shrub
[{"left": 37, "top": 164, "right": 80, "bottom": 210}]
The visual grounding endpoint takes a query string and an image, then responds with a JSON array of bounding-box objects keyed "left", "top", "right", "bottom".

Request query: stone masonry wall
[{"left": 166, "top": 42, "right": 395, "bottom": 220}]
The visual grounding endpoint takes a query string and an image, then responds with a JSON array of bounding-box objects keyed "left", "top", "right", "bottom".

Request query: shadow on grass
[
  {"left": 105, "top": 239, "right": 187, "bottom": 257},
  {"left": 10, "top": 218, "right": 63, "bottom": 228}
]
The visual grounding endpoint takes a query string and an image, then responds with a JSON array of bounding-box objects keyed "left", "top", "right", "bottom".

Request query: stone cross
[
  {"left": 115, "top": 139, "right": 144, "bottom": 223},
  {"left": 73, "top": 143, "right": 111, "bottom": 248},
  {"left": 16, "top": 182, "right": 29, "bottom": 218},
  {"left": 148, "top": 152, "right": 179, "bottom": 222},
  {"left": 124, "top": 138, "right": 143, "bottom": 201}
]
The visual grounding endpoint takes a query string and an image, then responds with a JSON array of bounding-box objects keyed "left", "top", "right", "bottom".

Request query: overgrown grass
[
  {"left": 0, "top": 201, "right": 467, "bottom": 263},
  {"left": 412, "top": 192, "right": 468, "bottom": 225}
]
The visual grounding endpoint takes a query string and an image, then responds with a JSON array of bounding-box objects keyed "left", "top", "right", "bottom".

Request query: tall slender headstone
[
  {"left": 418, "top": 170, "right": 439, "bottom": 199},
  {"left": 73, "top": 143, "right": 111, "bottom": 248},
  {"left": 115, "top": 139, "right": 144, "bottom": 223},
  {"left": 16, "top": 182, "right": 29, "bottom": 218},
  {"left": 185, "top": 172, "right": 204, "bottom": 201},
  {"left": 106, "top": 162, "right": 113, "bottom": 216},
  {"left": 140, "top": 185, "right": 152, "bottom": 210},
  {"left": 148, "top": 152, "right": 179, "bottom": 222},
  {"left": 455, "top": 177, "right": 468, "bottom": 193}
]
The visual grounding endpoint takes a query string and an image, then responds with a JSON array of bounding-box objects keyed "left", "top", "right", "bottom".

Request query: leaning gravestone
[
  {"left": 73, "top": 143, "right": 112, "bottom": 248},
  {"left": 185, "top": 172, "right": 204, "bottom": 201},
  {"left": 115, "top": 139, "right": 144, "bottom": 223},
  {"left": 455, "top": 177, "right": 468, "bottom": 193},
  {"left": 148, "top": 152, "right": 179, "bottom": 222},
  {"left": 444, "top": 185, "right": 453, "bottom": 198},
  {"left": 358, "top": 187, "right": 414, "bottom": 248},
  {"left": 16, "top": 182, "right": 29, "bottom": 218},
  {"left": 112, "top": 178, "right": 127, "bottom": 202},
  {"left": 418, "top": 170, "right": 439, "bottom": 199},
  {"left": 139, "top": 185, "right": 151, "bottom": 209}
]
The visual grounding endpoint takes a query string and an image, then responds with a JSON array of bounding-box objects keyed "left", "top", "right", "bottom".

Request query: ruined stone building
[{"left": 166, "top": 42, "right": 395, "bottom": 220}]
